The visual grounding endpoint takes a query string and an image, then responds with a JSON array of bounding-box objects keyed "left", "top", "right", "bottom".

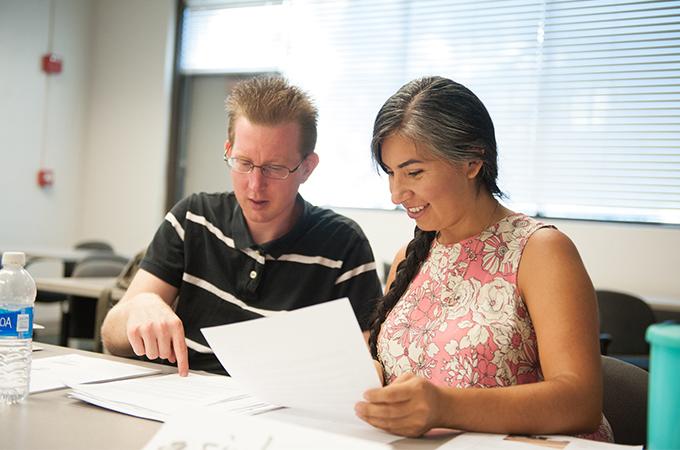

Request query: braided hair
[{"left": 368, "top": 76, "right": 502, "bottom": 359}]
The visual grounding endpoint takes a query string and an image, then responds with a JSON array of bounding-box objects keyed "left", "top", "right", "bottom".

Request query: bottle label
[{"left": 0, "top": 307, "right": 34, "bottom": 339}]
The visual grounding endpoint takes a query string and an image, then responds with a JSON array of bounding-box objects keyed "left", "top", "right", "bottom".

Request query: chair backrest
[
  {"left": 68, "top": 255, "right": 128, "bottom": 341},
  {"left": 71, "top": 255, "right": 128, "bottom": 278},
  {"left": 602, "top": 355, "right": 648, "bottom": 445},
  {"left": 74, "top": 240, "right": 114, "bottom": 253},
  {"left": 597, "top": 290, "right": 656, "bottom": 355}
]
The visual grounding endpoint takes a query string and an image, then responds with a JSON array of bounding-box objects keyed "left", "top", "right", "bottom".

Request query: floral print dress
[{"left": 377, "top": 213, "right": 613, "bottom": 442}]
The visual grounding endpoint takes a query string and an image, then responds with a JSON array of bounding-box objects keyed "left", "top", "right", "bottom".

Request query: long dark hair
[{"left": 368, "top": 76, "right": 502, "bottom": 358}]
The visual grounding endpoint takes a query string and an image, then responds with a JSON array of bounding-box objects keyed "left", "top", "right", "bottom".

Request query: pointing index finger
[{"left": 172, "top": 329, "right": 189, "bottom": 377}]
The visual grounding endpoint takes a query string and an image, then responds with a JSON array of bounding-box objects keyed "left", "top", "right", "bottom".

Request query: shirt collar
[{"left": 231, "top": 194, "right": 310, "bottom": 257}]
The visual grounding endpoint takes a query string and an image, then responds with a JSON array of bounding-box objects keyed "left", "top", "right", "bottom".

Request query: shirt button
[{"left": 249, "top": 270, "right": 257, "bottom": 279}]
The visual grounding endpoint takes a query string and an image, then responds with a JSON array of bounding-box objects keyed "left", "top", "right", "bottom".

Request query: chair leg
[{"left": 59, "top": 310, "right": 70, "bottom": 347}]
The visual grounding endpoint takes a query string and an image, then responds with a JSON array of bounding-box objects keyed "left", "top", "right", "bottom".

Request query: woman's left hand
[{"left": 355, "top": 372, "right": 443, "bottom": 437}]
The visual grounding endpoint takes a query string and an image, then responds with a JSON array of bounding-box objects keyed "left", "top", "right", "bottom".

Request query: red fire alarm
[
  {"left": 41, "top": 53, "right": 63, "bottom": 74},
  {"left": 37, "top": 169, "right": 54, "bottom": 188}
]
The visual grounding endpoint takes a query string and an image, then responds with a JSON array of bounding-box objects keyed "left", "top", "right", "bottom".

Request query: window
[{"left": 180, "top": 0, "right": 680, "bottom": 224}]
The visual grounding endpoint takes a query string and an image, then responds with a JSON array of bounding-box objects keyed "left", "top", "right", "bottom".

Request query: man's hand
[
  {"left": 355, "top": 373, "right": 443, "bottom": 437},
  {"left": 126, "top": 293, "right": 189, "bottom": 376}
]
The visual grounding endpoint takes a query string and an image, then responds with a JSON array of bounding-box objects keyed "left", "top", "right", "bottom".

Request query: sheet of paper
[
  {"left": 201, "top": 298, "right": 382, "bottom": 423},
  {"left": 30, "top": 354, "right": 160, "bottom": 393},
  {"left": 69, "top": 373, "right": 278, "bottom": 422},
  {"left": 262, "top": 407, "right": 400, "bottom": 445},
  {"left": 143, "top": 407, "right": 392, "bottom": 450},
  {"left": 436, "top": 432, "right": 643, "bottom": 450}
]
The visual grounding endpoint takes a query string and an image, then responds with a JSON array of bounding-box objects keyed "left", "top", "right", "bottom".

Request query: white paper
[
  {"left": 143, "top": 407, "right": 392, "bottom": 450},
  {"left": 263, "top": 407, "right": 400, "bottom": 445},
  {"left": 30, "top": 354, "right": 160, "bottom": 393},
  {"left": 201, "top": 298, "right": 382, "bottom": 423},
  {"left": 436, "top": 432, "right": 644, "bottom": 450},
  {"left": 69, "top": 373, "right": 279, "bottom": 422}
]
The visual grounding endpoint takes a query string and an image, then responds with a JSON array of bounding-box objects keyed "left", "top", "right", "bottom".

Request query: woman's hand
[{"left": 355, "top": 372, "right": 443, "bottom": 437}]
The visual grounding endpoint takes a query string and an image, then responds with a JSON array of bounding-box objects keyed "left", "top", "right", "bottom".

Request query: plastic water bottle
[{"left": 0, "top": 251, "right": 36, "bottom": 404}]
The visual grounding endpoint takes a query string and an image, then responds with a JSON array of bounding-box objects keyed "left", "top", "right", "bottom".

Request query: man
[{"left": 101, "top": 77, "right": 382, "bottom": 375}]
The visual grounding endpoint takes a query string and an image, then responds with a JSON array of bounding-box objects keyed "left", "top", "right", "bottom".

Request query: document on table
[
  {"left": 143, "top": 407, "right": 392, "bottom": 450},
  {"left": 30, "top": 354, "right": 161, "bottom": 393},
  {"left": 69, "top": 373, "right": 279, "bottom": 422},
  {"left": 201, "top": 298, "right": 382, "bottom": 423},
  {"left": 437, "top": 432, "right": 643, "bottom": 449}
]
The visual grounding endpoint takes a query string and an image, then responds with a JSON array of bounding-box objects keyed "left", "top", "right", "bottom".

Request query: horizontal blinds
[
  {"left": 180, "top": 0, "right": 680, "bottom": 224},
  {"left": 535, "top": 0, "right": 680, "bottom": 223},
  {"left": 180, "top": 2, "right": 286, "bottom": 74}
]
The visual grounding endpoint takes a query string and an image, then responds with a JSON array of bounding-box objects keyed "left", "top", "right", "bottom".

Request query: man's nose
[{"left": 248, "top": 167, "right": 268, "bottom": 190}]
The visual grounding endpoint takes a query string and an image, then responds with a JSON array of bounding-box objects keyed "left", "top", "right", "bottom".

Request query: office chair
[
  {"left": 32, "top": 240, "right": 114, "bottom": 300},
  {"left": 61, "top": 254, "right": 128, "bottom": 348},
  {"left": 601, "top": 355, "right": 648, "bottom": 445},
  {"left": 93, "top": 248, "right": 147, "bottom": 352},
  {"left": 597, "top": 289, "right": 656, "bottom": 370},
  {"left": 74, "top": 240, "right": 114, "bottom": 252}
]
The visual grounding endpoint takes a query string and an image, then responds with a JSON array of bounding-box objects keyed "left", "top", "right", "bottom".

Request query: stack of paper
[
  {"left": 69, "top": 373, "right": 279, "bottom": 422},
  {"left": 143, "top": 408, "right": 393, "bottom": 450},
  {"left": 30, "top": 354, "right": 161, "bottom": 393},
  {"left": 201, "top": 298, "right": 382, "bottom": 424}
]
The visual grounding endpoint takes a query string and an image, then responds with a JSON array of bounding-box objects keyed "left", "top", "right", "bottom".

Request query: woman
[{"left": 355, "top": 76, "right": 613, "bottom": 441}]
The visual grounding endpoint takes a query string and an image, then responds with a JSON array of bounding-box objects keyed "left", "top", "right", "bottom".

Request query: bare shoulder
[
  {"left": 518, "top": 225, "right": 592, "bottom": 300},
  {"left": 522, "top": 226, "right": 581, "bottom": 263}
]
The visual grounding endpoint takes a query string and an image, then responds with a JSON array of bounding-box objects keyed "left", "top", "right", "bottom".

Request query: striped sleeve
[
  {"left": 332, "top": 234, "right": 383, "bottom": 330},
  {"left": 140, "top": 196, "right": 192, "bottom": 287}
]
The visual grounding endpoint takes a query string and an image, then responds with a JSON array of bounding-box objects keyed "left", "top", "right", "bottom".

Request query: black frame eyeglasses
[{"left": 224, "top": 152, "right": 307, "bottom": 180}]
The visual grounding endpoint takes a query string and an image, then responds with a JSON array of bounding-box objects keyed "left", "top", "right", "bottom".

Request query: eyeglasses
[{"left": 224, "top": 153, "right": 306, "bottom": 180}]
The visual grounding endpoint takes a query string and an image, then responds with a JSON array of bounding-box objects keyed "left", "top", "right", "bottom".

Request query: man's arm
[{"left": 100, "top": 268, "right": 189, "bottom": 376}]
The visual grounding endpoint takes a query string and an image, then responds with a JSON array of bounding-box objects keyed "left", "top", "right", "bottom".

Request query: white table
[
  {"left": 35, "top": 277, "right": 126, "bottom": 348},
  {"left": 644, "top": 295, "right": 680, "bottom": 313},
  {"left": 35, "top": 277, "right": 123, "bottom": 299},
  {"left": 2, "top": 344, "right": 451, "bottom": 450}
]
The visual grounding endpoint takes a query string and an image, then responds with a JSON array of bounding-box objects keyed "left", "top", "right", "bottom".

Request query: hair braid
[{"left": 369, "top": 227, "right": 436, "bottom": 358}]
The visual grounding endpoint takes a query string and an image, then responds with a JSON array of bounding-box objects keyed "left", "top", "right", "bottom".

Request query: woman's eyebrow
[{"left": 397, "top": 159, "right": 424, "bottom": 169}]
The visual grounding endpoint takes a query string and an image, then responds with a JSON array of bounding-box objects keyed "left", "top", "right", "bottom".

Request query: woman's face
[{"left": 380, "top": 133, "right": 483, "bottom": 242}]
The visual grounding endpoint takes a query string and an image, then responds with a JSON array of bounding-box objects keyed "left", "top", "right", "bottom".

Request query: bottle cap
[
  {"left": 1, "top": 252, "right": 26, "bottom": 267},
  {"left": 647, "top": 323, "right": 680, "bottom": 349}
]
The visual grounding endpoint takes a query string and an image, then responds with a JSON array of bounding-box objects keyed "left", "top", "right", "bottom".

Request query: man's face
[{"left": 227, "top": 116, "right": 317, "bottom": 236}]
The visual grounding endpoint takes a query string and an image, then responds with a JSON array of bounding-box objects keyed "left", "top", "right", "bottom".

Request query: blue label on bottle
[{"left": 0, "top": 307, "right": 34, "bottom": 339}]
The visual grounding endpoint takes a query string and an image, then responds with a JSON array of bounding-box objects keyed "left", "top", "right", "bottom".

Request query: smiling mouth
[{"left": 404, "top": 204, "right": 428, "bottom": 219}]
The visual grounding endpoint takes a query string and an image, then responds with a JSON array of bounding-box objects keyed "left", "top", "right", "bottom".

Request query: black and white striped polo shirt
[{"left": 140, "top": 192, "right": 383, "bottom": 373}]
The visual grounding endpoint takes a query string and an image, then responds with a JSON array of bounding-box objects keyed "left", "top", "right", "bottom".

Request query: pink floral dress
[{"left": 377, "top": 213, "right": 613, "bottom": 442}]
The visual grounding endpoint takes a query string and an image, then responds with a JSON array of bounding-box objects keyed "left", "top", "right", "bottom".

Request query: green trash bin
[{"left": 646, "top": 323, "right": 680, "bottom": 450}]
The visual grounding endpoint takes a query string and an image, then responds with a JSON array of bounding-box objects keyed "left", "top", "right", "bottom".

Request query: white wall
[
  {"left": 79, "top": 0, "right": 175, "bottom": 255},
  {"left": 0, "top": 0, "right": 174, "bottom": 258},
  {"left": 0, "top": 0, "right": 91, "bottom": 249},
  {"left": 183, "top": 76, "right": 233, "bottom": 196}
]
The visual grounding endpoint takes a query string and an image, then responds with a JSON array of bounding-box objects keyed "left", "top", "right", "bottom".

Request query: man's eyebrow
[{"left": 397, "top": 159, "right": 424, "bottom": 169}]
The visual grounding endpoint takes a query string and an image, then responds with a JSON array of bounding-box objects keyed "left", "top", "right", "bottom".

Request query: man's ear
[
  {"left": 300, "top": 152, "right": 319, "bottom": 183},
  {"left": 466, "top": 160, "right": 483, "bottom": 179},
  {"left": 224, "top": 140, "right": 232, "bottom": 157}
]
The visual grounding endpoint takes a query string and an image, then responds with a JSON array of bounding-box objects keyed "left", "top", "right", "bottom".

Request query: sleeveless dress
[{"left": 377, "top": 213, "right": 613, "bottom": 442}]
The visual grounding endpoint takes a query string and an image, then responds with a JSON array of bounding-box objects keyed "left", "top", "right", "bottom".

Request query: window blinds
[{"left": 180, "top": 0, "right": 680, "bottom": 224}]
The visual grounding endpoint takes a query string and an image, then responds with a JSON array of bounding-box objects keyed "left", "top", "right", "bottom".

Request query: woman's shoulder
[{"left": 520, "top": 225, "right": 584, "bottom": 281}]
